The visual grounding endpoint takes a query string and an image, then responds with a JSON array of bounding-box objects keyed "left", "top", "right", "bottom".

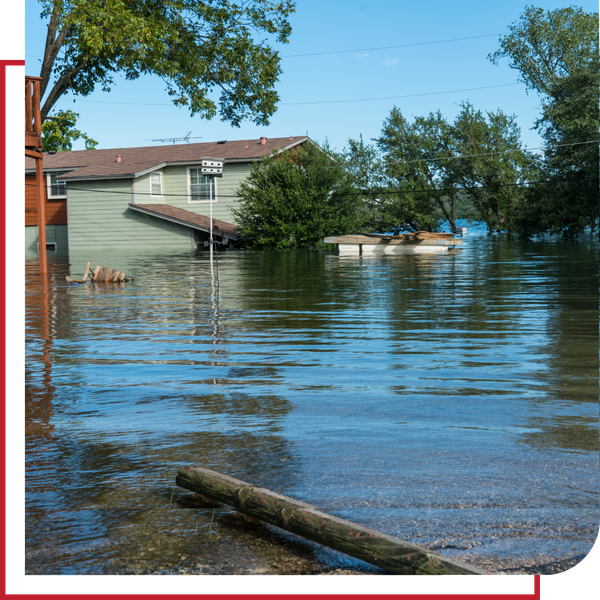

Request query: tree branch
[
  {"left": 41, "top": 58, "right": 89, "bottom": 122},
  {"left": 40, "top": 2, "right": 73, "bottom": 99}
]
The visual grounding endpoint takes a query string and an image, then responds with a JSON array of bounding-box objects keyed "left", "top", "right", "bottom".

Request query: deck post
[
  {"left": 35, "top": 154, "right": 47, "bottom": 273},
  {"left": 25, "top": 76, "right": 46, "bottom": 274}
]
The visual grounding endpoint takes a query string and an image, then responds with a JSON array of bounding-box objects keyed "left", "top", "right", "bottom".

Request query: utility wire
[
  {"left": 280, "top": 83, "right": 520, "bottom": 106},
  {"left": 60, "top": 82, "right": 521, "bottom": 109},
  {"left": 372, "top": 140, "right": 599, "bottom": 166},
  {"left": 27, "top": 140, "right": 598, "bottom": 177},
  {"left": 25, "top": 174, "right": 598, "bottom": 199},
  {"left": 282, "top": 33, "right": 505, "bottom": 58}
]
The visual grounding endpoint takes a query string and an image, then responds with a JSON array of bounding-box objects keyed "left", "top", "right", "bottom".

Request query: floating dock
[{"left": 324, "top": 233, "right": 462, "bottom": 255}]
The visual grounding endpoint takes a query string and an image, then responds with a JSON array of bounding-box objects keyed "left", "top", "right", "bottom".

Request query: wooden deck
[
  {"left": 128, "top": 204, "right": 240, "bottom": 241},
  {"left": 324, "top": 235, "right": 462, "bottom": 255}
]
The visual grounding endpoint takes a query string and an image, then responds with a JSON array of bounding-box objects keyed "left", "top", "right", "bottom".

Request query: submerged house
[{"left": 24, "top": 136, "right": 307, "bottom": 254}]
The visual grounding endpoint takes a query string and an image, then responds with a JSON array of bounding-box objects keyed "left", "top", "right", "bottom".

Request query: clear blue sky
[{"left": 24, "top": 1, "right": 598, "bottom": 153}]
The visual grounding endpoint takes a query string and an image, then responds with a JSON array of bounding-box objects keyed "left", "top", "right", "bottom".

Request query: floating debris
[{"left": 65, "top": 261, "right": 134, "bottom": 284}]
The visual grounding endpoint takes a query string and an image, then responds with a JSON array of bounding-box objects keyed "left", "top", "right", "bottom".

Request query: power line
[
  {"left": 25, "top": 33, "right": 506, "bottom": 63},
  {"left": 373, "top": 140, "right": 600, "bottom": 166},
  {"left": 25, "top": 174, "right": 598, "bottom": 199},
  {"left": 280, "top": 83, "right": 521, "bottom": 106},
  {"left": 282, "top": 33, "right": 505, "bottom": 58},
  {"left": 61, "top": 82, "right": 521, "bottom": 109}
]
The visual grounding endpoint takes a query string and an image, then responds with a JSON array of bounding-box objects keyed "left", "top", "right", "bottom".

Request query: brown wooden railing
[{"left": 25, "top": 76, "right": 43, "bottom": 151}]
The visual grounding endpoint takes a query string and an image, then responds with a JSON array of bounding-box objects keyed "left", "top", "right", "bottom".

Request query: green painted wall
[
  {"left": 133, "top": 161, "right": 252, "bottom": 224},
  {"left": 67, "top": 179, "right": 194, "bottom": 251},
  {"left": 25, "top": 225, "right": 68, "bottom": 254},
  {"left": 66, "top": 161, "right": 254, "bottom": 251}
]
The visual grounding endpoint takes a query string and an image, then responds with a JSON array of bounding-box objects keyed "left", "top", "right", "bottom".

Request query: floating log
[{"left": 176, "top": 466, "right": 487, "bottom": 575}]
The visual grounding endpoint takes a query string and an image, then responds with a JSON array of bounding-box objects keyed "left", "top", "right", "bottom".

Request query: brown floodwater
[{"left": 25, "top": 229, "right": 599, "bottom": 574}]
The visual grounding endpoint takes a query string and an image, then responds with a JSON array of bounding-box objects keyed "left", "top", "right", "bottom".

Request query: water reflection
[{"left": 24, "top": 237, "right": 599, "bottom": 574}]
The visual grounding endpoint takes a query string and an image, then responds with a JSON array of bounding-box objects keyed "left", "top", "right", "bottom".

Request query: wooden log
[{"left": 176, "top": 466, "right": 487, "bottom": 575}]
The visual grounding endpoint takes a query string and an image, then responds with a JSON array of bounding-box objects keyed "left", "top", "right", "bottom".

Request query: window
[
  {"left": 189, "top": 168, "right": 216, "bottom": 202},
  {"left": 47, "top": 172, "right": 67, "bottom": 198},
  {"left": 150, "top": 172, "right": 162, "bottom": 196}
]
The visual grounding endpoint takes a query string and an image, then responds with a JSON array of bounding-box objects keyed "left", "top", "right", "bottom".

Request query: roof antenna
[{"left": 148, "top": 131, "right": 203, "bottom": 144}]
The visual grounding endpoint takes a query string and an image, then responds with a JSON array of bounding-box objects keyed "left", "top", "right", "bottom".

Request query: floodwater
[{"left": 25, "top": 229, "right": 599, "bottom": 575}]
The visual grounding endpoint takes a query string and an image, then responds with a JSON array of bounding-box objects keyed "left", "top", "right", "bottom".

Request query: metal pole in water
[{"left": 209, "top": 176, "right": 213, "bottom": 264}]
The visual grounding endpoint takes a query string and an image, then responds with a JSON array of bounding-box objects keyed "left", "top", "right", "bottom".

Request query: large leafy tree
[
  {"left": 232, "top": 142, "right": 364, "bottom": 249},
  {"left": 37, "top": 0, "right": 295, "bottom": 125},
  {"left": 489, "top": 5, "right": 599, "bottom": 236}
]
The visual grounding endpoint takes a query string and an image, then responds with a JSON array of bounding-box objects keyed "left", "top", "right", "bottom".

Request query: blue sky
[{"left": 24, "top": 1, "right": 598, "bottom": 153}]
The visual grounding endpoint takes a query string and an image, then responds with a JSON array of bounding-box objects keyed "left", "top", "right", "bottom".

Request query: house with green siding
[{"left": 24, "top": 136, "right": 307, "bottom": 254}]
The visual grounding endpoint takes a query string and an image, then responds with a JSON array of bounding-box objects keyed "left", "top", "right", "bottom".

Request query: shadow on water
[{"left": 24, "top": 237, "right": 599, "bottom": 574}]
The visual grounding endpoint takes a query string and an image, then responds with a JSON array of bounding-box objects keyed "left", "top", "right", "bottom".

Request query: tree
[
  {"left": 345, "top": 105, "right": 533, "bottom": 234},
  {"left": 512, "top": 67, "right": 599, "bottom": 237},
  {"left": 450, "top": 102, "right": 535, "bottom": 232},
  {"left": 232, "top": 142, "right": 364, "bottom": 249},
  {"left": 375, "top": 107, "right": 453, "bottom": 231},
  {"left": 341, "top": 134, "right": 386, "bottom": 232},
  {"left": 489, "top": 5, "right": 599, "bottom": 236},
  {"left": 373, "top": 108, "right": 457, "bottom": 232},
  {"left": 41, "top": 109, "right": 98, "bottom": 151},
  {"left": 488, "top": 5, "right": 597, "bottom": 97},
  {"left": 37, "top": 0, "right": 295, "bottom": 125}
]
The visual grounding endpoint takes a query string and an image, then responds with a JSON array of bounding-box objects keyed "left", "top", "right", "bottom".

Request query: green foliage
[
  {"left": 488, "top": 5, "right": 598, "bottom": 96},
  {"left": 232, "top": 142, "right": 364, "bottom": 249},
  {"left": 374, "top": 108, "right": 455, "bottom": 232},
  {"left": 37, "top": 0, "right": 296, "bottom": 124},
  {"left": 41, "top": 109, "right": 98, "bottom": 151},
  {"left": 489, "top": 5, "right": 599, "bottom": 237},
  {"left": 345, "top": 105, "right": 532, "bottom": 233},
  {"left": 450, "top": 102, "right": 536, "bottom": 232}
]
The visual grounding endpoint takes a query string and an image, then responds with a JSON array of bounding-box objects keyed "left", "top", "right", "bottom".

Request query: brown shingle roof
[
  {"left": 129, "top": 204, "right": 240, "bottom": 240},
  {"left": 24, "top": 137, "right": 307, "bottom": 180}
]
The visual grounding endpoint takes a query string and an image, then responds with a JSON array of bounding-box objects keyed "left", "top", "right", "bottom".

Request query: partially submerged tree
[
  {"left": 37, "top": 0, "right": 296, "bottom": 125},
  {"left": 341, "top": 135, "right": 386, "bottom": 232},
  {"left": 450, "top": 102, "right": 535, "bottom": 232},
  {"left": 374, "top": 108, "right": 456, "bottom": 232},
  {"left": 41, "top": 109, "right": 98, "bottom": 151},
  {"left": 345, "top": 105, "right": 533, "bottom": 233},
  {"left": 489, "top": 5, "right": 599, "bottom": 236},
  {"left": 233, "top": 142, "right": 364, "bottom": 249}
]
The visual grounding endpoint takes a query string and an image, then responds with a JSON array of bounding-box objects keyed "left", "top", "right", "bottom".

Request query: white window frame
[
  {"left": 150, "top": 172, "right": 163, "bottom": 197},
  {"left": 187, "top": 166, "right": 217, "bottom": 203},
  {"left": 46, "top": 172, "right": 67, "bottom": 199}
]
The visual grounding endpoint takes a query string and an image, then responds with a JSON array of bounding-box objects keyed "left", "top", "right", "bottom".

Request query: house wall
[
  {"left": 64, "top": 160, "right": 254, "bottom": 252},
  {"left": 25, "top": 225, "right": 69, "bottom": 253},
  {"left": 67, "top": 179, "right": 194, "bottom": 252},
  {"left": 25, "top": 172, "right": 69, "bottom": 252},
  {"left": 25, "top": 173, "right": 68, "bottom": 227},
  {"left": 132, "top": 161, "right": 253, "bottom": 224}
]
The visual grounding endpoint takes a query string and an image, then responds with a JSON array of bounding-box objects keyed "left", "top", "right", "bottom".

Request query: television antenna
[{"left": 149, "top": 131, "right": 203, "bottom": 144}]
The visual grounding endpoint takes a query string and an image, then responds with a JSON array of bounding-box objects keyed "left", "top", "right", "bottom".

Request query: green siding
[
  {"left": 66, "top": 161, "right": 254, "bottom": 251},
  {"left": 26, "top": 224, "right": 68, "bottom": 254},
  {"left": 134, "top": 162, "right": 252, "bottom": 224},
  {"left": 67, "top": 179, "right": 193, "bottom": 251}
]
